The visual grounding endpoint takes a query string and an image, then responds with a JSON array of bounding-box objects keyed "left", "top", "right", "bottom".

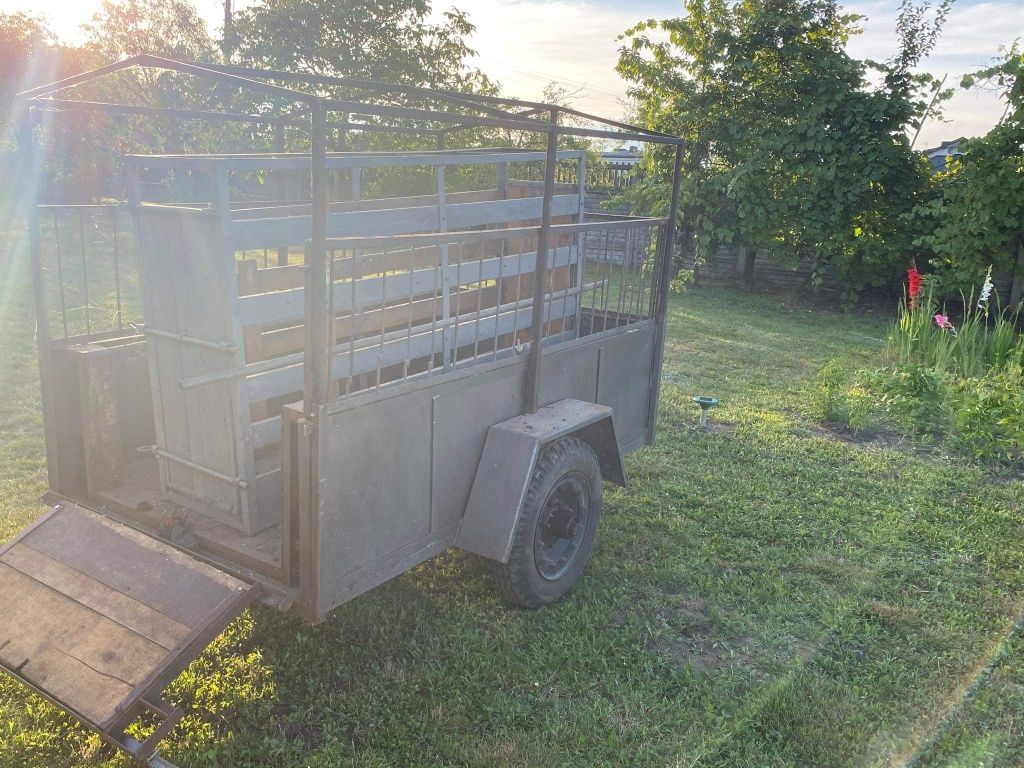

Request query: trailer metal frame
[{"left": 7, "top": 56, "right": 684, "bottom": 764}]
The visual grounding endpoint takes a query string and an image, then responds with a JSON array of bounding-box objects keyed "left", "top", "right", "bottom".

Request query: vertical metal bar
[
  {"left": 598, "top": 231, "right": 606, "bottom": 333},
  {"left": 112, "top": 207, "right": 123, "bottom": 329},
  {"left": 350, "top": 165, "right": 362, "bottom": 202},
  {"left": 647, "top": 145, "right": 684, "bottom": 443},
  {"left": 524, "top": 113, "right": 558, "bottom": 413},
  {"left": 493, "top": 236, "right": 506, "bottom": 362},
  {"left": 496, "top": 162, "right": 508, "bottom": 197},
  {"left": 53, "top": 211, "right": 69, "bottom": 339},
  {"left": 452, "top": 242, "right": 462, "bottom": 363},
  {"left": 574, "top": 152, "right": 586, "bottom": 337},
  {"left": 304, "top": 100, "right": 330, "bottom": 417},
  {"left": 472, "top": 242, "right": 484, "bottom": 364},
  {"left": 404, "top": 245, "right": 416, "bottom": 381},
  {"left": 376, "top": 255, "right": 387, "bottom": 388},
  {"left": 436, "top": 164, "right": 452, "bottom": 371},
  {"left": 78, "top": 213, "right": 91, "bottom": 337},
  {"left": 347, "top": 246, "right": 357, "bottom": 392},
  {"left": 274, "top": 121, "right": 289, "bottom": 267},
  {"left": 616, "top": 225, "right": 630, "bottom": 323},
  {"left": 428, "top": 251, "right": 439, "bottom": 378},
  {"left": 21, "top": 113, "right": 61, "bottom": 490}
]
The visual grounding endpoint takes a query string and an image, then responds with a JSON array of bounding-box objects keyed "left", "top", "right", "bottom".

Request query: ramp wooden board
[{"left": 0, "top": 502, "right": 257, "bottom": 760}]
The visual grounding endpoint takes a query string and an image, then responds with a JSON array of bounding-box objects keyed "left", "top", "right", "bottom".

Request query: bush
[
  {"left": 862, "top": 267, "right": 1024, "bottom": 464},
  {"left": 812, "top": 359, "right": 873, "bottom": 430},
  {"left": 947, "top": 364, "right": 1024, "bottom": 461},
  {"left": 868, "top": 364, "right": 952, "bottom": 435}
]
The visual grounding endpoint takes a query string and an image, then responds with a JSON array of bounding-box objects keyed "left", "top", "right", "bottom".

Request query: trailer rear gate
[{"left": 0, "top": 503, "right": 257, "bottom": 760}]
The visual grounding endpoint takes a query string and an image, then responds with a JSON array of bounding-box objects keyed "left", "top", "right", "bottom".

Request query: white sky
[{"left": 2, "top": 0, "right": 1020, "bottom": 148}]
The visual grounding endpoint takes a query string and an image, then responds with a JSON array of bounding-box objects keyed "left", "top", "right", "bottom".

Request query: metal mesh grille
[{"left": 36, "top": 205, "right": 141, "bottom": 342}]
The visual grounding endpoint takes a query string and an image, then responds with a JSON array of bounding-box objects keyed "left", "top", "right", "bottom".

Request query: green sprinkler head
[{"left": 692, "top": 395, "right": 720, "bottom": 428}]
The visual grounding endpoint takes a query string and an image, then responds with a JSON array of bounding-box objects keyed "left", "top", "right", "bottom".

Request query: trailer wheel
[{"left": 489, "top": 437, "right": 602, "bottom": 608}]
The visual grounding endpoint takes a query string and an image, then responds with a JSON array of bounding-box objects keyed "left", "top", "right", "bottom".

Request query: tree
[
  {"left": 910, "top": 45, "right": 1024, "bottom": 306},
  {"left": 32, "top": 0, "right": 221, "bottom": 199},
  {"left": 0, "top": 12, "right": 56, "bottom": 97},
  {"left": 617, "top": 0, "right": 949, "bottom": 298},
  {"left": 230, "top": 0, "right": 489, "bottom": 93}
]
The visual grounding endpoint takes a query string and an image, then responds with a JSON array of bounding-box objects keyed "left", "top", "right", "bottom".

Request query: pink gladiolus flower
[{"left": 934, "top": 313, "right": 953, "bottom": 330}]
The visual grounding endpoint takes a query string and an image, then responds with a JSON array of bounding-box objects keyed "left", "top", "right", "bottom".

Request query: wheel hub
[{"left": 533, "top": 473, "right": 590, "bottom": 581}]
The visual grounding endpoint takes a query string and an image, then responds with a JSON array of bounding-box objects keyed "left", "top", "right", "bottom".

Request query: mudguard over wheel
[{"left": 489, "top": 436, "right": 602, "bottom": 607}]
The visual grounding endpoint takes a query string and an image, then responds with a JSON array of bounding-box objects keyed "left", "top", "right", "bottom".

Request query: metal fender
[{"left": 455, "top": 398, "right": 626, "bottom": 562}]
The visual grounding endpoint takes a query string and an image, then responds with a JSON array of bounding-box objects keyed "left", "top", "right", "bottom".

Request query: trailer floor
[{"left": 93, "top": 459, "right": 284, "bottom": 580}]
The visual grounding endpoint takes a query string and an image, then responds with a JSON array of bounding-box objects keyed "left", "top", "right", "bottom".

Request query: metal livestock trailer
[{"left": 1, "top": 56, "right": 683, "bottom": 765}]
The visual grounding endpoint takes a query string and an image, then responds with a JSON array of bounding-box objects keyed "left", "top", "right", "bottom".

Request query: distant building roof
[
  {"left": 602, "top": 144, "right": 642, "bottom": 166},
  {"left": 921, "top": 137, "right": 967, "bottom": 156},
  {"left": 922, "top": 137, "right": 966, "bottom": 171}
]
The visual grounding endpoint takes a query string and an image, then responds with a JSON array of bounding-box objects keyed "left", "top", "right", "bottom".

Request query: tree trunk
[
  {"left": 742, "top": 247, "right": 757, "bottom": 288},
  {"left": 1010, "top": 236, "right": 1024, "bottom": 310}
]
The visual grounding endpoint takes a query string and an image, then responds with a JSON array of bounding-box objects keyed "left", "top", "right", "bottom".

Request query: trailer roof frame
[{"left": 17, "top": 53, "right": 685, "bottom": 146}]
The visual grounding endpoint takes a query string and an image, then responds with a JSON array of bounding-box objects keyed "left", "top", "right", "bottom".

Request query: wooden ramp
[{"left": 0, "top": 502, "right": 258, "bottom": 763}]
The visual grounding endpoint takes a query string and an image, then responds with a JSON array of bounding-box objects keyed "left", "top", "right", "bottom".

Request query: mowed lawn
[{"left": 0, "top": 212, "right": 1022, "bottom": 768}]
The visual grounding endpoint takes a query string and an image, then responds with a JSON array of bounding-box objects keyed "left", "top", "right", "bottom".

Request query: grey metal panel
[
  {"left": 595, "top": 324, "right": 655, "bottom": 449},
  {"left": 538, "top": 343, "right": 600, "bottom": 406},
  {"left": 455, "top": 399, "right": 618, "bottom": 562},
  {"left": 317, "top": 394, "right": 434, "bottom": 593},
  {"left": 310, "top": 327, "right": 650, "bottom": 615},
  {"left": 430, "top": 365, "right": 526, "bottom": 532},
  {"left": 315, "top": 522, "right": 460, "bottom": 620}
]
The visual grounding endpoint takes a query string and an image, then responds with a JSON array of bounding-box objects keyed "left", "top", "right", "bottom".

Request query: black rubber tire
[{"left": 489, "top": 436, "right": 602, "bottom": 608}]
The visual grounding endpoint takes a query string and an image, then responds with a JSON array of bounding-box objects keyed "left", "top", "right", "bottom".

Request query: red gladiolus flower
[{"left": 907, "top": 264, "right": 922, "bottom": 309}]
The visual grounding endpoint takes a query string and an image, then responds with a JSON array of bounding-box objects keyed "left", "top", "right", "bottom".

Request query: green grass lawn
[{"left": 1, "top": 213, "right": 1022, "bottom": 767}]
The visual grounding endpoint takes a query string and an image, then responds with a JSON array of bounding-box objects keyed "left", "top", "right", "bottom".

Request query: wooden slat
[
  {"left": 246, "top": 292, "right": 579, "bottom": 402},
  {"left": 238, "top": 244, "right": 574, "bottom": 327},
  {"left": 258, "top": 283, "right": 499, "bottom": 361},
  {"left": 0, "top": 503, "right": 259, "bottom": 736},
  {"left": 21, "top": 506, "right": 247, "bottom": 627},
  {"left": 232, "top": 194, "right": 580, "bottom": 250},
  {"left": 1, "top": 545, "right": 191, "bottom": 651},
  {"left": 0, "top": 565, "right": 167, "bottom": 683},
  {"left": 252, "top": 416, "right": 283, "bottom": 451},
  {"left": 0, "top": 601, "right": 133, "bottom": 725}
]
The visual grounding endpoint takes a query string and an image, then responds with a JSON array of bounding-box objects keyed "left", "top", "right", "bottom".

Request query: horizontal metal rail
[
  {"left": 324, "top": 216, "right": 668, "bottom": 250},
  {"left": 125, "top": 148, "right": 584, "bottom": 172},
  {"left": 20, "top": 54, "right": 685, "bottom": 145},
  {"left": 137, "top": 445, "right": 249, "bottom": 488},
  {"left": 136, "top": 324, "right": 238, "bottom": 353}
]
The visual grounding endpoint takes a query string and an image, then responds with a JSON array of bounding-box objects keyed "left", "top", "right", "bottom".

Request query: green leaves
[{"left": 616, "top": 0, "right": 942, "bottom": 292}]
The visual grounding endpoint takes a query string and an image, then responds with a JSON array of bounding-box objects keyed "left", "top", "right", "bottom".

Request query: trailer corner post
[
  {"left": 20, "top": 108, "right": 60, "bottom": 492},
  {"left": 525, "top": 110, "right": 559, "bottom": 413},
  {"left": 646, "top": 144, "right": 684, "bottom": 444},
  {"left": 304, "top": 98, "right": 330, "bottom": 418}
]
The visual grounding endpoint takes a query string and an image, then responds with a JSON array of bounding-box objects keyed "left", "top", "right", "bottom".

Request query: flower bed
[{"left": 818, "top": 266, "right": 1023, "bottom": 464}]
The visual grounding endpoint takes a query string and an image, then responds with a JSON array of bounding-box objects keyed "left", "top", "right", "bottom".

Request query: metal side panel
[
  {"left": 0, "top": 502, "right": 258, "bottom": 763},
  {"left": 456, "top": 399, "right": 622, "bottom": 562}
]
